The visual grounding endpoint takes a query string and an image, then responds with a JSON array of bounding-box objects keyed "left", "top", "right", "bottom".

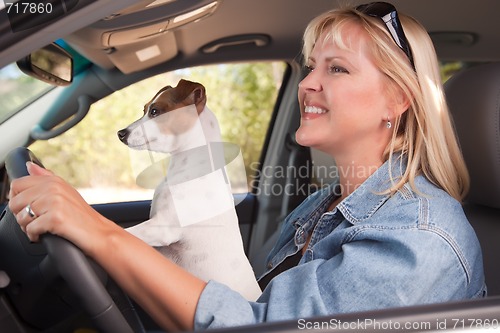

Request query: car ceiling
[{"left": 1, "top": 0, "right": 500, "bottom": 74}]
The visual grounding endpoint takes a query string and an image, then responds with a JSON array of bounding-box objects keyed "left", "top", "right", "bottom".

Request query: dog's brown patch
[{"left": 144, "top": 79, "right": 207, "bottom": 119}]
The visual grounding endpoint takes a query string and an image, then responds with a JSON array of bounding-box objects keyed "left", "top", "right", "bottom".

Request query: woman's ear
[{"left": 387, "top": 84, "right": 411, "bottom": 119}]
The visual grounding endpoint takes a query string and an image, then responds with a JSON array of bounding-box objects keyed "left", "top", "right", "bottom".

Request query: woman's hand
[
  {"left": 8, "top": 162, "right": 109, "bottom": 254},
  {"left": 8, "top": 162, "right": 206, "bottom": 331}
]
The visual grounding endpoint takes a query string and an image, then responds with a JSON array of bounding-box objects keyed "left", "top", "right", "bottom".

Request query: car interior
[
  {"left": 0, "top": 0, "right": 499, "bottom": 332},
  {"left": 444, "top": 62, "right": 500, "bottom": 297}
]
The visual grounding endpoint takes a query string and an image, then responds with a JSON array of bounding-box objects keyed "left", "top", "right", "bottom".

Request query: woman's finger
[
  {"left": 15, "top": 200, "right": 40, "bottom": 229},
  {"left": 9, "top": 174, "right": 62, "bottom": 214},
  {"left": 9, "top": 163, "right": 55, "bottom": 199},
  {"left": 23, "top": 213, "right": 47, "bottom": 242},
  {"left": 26, "top": 161, "right": 53, "bottom": 176}
]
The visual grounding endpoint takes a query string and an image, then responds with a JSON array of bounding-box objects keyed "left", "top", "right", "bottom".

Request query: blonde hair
[{"left": 303, "top": 6, "right": 469, "bottom": 202}]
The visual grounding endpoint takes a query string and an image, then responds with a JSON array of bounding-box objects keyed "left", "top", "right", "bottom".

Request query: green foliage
[
  {"left": 187, "top": 62, "right": 286, "bottom": 183},
  {"left": 0, "top": 64, "right": 52, "bottom": 122},
  {"left": 439, "top": 61, "right": 469, "bottom": 83},
  {"left": 30, "top": 62, "right": 286, "bottom": 192}
]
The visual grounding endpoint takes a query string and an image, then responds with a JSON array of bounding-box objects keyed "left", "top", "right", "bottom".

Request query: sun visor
[
  {"left": 105, "top": 32, "right": 178, "bottom": 73},
  {"left": 101, "top": 18, "right": 170, "bottom": 47}
]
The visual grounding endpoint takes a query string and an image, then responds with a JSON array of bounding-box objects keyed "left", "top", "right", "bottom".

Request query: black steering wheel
[{"left": 1, "top": 147, "right": 145, "bottom": 333}]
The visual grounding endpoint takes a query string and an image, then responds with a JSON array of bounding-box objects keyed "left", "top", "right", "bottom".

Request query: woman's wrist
[{"left": 77, "top": 212, "right": 121, "bottom": 258}]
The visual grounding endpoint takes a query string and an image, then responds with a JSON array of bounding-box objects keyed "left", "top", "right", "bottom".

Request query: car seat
[{"left": 444, "top": 62, "right": 500, "bottom": 296}]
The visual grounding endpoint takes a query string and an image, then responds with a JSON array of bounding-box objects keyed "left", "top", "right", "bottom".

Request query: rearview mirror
[{"left": 17, "top": 43, "right": 73, "bottom": 86}]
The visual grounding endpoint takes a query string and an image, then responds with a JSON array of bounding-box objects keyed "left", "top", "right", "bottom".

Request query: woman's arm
[
  {"left": 8, "top": 162, "right": 206, "bottom": 331},
  {"left": 91, "top": 219, "right": 206, "bottom": 331}
]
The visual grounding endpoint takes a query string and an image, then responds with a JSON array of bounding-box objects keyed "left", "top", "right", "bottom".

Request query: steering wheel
[{"left": 2, "top": 147, "right": 145, "bottom": 333}]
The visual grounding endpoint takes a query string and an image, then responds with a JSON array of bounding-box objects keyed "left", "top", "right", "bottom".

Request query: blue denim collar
[
  {"left": 292, "top": 154, "right": 413, "bottom": 230},
  {"left": 338, "top": 154, "right": 408, "bottom": 225},
  {"left": 288, "top": 154, "right": 408, "bottom": 231},
  {"left": 290, "top": 186, "right": 338, "bottom": 232}
]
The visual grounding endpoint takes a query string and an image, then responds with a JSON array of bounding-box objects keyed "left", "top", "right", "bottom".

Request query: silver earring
[{"left": 386, "top": 117, "right": 392, "bottom": 129}]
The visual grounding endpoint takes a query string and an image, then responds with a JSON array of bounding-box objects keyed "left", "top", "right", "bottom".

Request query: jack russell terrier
[{"left": 117, "top": 79, "right": 261, "bottom": 301}]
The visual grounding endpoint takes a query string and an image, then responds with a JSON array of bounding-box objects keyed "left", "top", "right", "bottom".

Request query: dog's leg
[
  {"left": 126, "top": 215, "right": 183, "bottom": 247},
  {"left": 126, "top": 182, "right": 183, "bottom": 246}
]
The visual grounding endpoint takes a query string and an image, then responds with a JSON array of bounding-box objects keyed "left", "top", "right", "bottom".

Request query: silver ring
[{"left": 25, "top": 204, "right": 36, "bottom": 219}]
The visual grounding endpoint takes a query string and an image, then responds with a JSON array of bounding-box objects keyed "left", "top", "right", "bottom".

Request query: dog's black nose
[{"left": 117, "top": 128, "right": 129, "bottom": 143}]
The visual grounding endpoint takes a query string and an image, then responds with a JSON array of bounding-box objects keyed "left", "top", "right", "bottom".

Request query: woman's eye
[
  {"left": 329, "top": 66, "right": 348, "bottom": 74},
  {"left": 304, "top": 65, "right": 315, "bottom": 73}
]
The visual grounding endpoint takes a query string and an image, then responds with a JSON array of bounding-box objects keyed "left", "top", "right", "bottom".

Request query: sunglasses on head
[{"left": 356, "top": 2, "right": 415, "bottom": 69}]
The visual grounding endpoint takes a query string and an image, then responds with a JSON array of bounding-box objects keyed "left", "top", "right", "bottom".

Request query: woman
[{"left": 9, "top": 2, "right": 486, "bottom": 330}]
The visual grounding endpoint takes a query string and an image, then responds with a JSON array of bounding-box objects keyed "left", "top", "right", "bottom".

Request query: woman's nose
[{"left": 298, "top": 70, "right": 322, "bottom": 92}]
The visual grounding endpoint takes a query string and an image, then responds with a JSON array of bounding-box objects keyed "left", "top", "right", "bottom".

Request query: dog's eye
[{"left": 149, "top": 108, "right": 159, "bottom": 117}]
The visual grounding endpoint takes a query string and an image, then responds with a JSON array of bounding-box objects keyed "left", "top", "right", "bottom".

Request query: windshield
[{"left": 0, "top": 63, "right": 53, "bottom": 124}]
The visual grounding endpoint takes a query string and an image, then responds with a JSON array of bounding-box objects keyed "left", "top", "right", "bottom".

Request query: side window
[
  {"left": 30, "top": 62, "right": 287, "bottom": 204},
  {"left": 439, "top": 61, "right": 478, "bottom": 82}
]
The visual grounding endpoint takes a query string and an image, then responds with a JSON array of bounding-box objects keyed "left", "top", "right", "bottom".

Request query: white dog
[{"left": 117, "top": 79, "right": 261, "bottom": 301}]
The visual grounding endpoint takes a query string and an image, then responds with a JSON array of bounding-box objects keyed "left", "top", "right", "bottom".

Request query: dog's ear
[
  {"left": 191, "top": 86, "right": 206, "bottom": 114},
  {"left": 176, "top": 79, "right": 207, "bottom": 114}
]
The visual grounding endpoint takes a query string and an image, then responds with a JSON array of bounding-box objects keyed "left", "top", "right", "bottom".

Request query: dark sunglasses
[{"left": 356, "top": 2, "right": 415, "bottom": 69}]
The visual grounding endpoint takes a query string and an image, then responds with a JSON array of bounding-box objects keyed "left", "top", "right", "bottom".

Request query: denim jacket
[{"left": 194, "top": 157, "right": 486, "bottom": 329}]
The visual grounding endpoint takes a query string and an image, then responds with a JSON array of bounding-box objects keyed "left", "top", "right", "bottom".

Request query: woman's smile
[{"left": 302, "top": 105, "right": 329, "bottom": 120}]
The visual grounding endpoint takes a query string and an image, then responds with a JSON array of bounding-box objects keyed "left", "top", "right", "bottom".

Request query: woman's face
[{"left": 297, "top": 23, "right": 395, "bottom": 158}]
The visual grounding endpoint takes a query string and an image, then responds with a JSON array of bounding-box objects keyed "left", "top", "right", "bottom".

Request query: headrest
[{"left": 444, "top": 63, "right": 500, "bottom": 208}]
